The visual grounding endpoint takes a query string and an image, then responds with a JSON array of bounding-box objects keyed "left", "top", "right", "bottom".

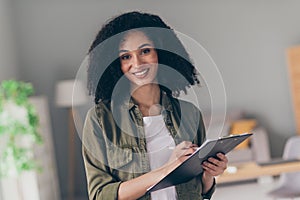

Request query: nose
[{"left": 131, "top": 54, "right": 143, "bottom": 68}]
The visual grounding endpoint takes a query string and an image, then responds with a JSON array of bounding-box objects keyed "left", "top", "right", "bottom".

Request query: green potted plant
[{"left": 0, "top": 80, "right": 42, "bottom": 178}]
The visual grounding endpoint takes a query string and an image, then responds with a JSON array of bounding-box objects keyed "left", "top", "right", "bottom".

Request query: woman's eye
[
  {"left": 141, "top": 48, "right": 151, "bottom": 55},
  {"left": 120, "top": 54, "right": 131, "bottom": 60}
]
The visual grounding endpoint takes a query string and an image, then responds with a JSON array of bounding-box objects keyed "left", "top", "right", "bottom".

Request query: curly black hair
[{"left": 87, "top": 11, "right": 200, "bottom": 104}]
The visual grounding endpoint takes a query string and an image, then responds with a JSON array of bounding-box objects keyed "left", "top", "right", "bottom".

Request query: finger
[
  {"left": 182, "top": 141, "right": 193, "bottom": 149},
  {"left": 217, "top": 153, "right": 228, "bottom": 163},
  {"left": 208, "top": 157, "right": 227, "bottom": 170},
  {"left": 202, "top": 161, "right": 218, "bottom": 171},
  {"left": 205, "top": 159, "right": 227, "bottom": 172},
  {"left": 175, "top": 148, "right": 193, "bottom": 158},
  {"left": 207, "top": 157, "right": 221, "bottom": 166},
  {"left": 178, "top": 155, "right": 191, "bottom": 163},
  {"left": 181, "top": 141, "right": 193, "bottom": 146},
  {"left": 202, "top": 164, "right": 218, "bottom": 176},
  {"left": 178, "top": 141, "right": 197, "bottom": 150},
  {"left": 215, "top": 154, "right": 229, "bottom": 169},
  {"left": 202, "top": 164, "right": 223, "bottom": 177},
  {"left": 182, "top": 148, "right": 195, "bottom": 156}
]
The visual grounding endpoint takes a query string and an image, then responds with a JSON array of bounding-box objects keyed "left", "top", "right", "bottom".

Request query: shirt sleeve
[
  {"left": 201, "top": 177, "right": 216, "bottom": 199},
  {"left": 82, "top": 108, "right": 121, "bottom": 200},
  {"left": 83, "top": 147, "right": 121, "bottom": 200}
]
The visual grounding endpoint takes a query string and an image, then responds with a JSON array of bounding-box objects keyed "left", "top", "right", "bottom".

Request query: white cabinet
[{"left": 0, "top": 96, "right": 60, "bottom": 200}]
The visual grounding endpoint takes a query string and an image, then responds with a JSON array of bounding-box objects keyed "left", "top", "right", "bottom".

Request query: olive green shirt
[{"left": 82, "top": 91, "right": 215, "bottom": 200}]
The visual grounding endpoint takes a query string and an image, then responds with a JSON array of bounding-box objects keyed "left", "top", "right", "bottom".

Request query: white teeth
[{"left": 133, "top": 69, "right": 148, "bottom": 76}]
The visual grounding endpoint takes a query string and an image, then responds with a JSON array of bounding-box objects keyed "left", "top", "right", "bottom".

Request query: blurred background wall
[
  {"left": 0, "top": 0, "right": 18, "bottom": 80},
  {"left": 1, "top": 0, "right": 300, "bottom": 199}
]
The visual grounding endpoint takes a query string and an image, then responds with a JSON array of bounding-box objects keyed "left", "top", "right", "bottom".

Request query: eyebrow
[{"left": 119, "top": 43, "right": 153, "bottom": 54}]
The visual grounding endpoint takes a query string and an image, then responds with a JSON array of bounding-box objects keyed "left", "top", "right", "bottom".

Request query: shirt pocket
[{"left": 106, "top": 144, "right": 133, "bottom": 170}]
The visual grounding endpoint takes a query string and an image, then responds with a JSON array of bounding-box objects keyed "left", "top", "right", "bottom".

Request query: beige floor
[
  {"left": 72, "top": 179, "right": 300, "bottom": 200},
  {"left": 213, "top": 179, "right": 300, "bottom": 200}
]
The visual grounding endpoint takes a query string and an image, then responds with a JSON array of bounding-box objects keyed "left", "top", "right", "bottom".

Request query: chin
[{"left": 131, "top": 78, "right": 158, "bottom": 88}]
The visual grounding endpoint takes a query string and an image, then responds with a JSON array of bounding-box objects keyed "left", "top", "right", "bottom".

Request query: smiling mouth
[{"left": 132, "top": 68, "right": 149, "bottom": 77}]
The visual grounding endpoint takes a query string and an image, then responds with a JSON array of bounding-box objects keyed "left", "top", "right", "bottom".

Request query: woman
[{"left": 82, "top": 11, "right": 228, "bottom": 200}]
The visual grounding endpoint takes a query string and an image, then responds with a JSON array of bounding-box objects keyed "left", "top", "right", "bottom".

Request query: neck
[{"left": 131, "top": 84, "right": 161, "bottom": 116}]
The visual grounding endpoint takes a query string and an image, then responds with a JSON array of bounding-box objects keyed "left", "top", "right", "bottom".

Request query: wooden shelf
[
  {"left": 287, "top": 46, "right": 300, "bottom": 135},
  {"left": 216, "top": 161, "right": 300, "bottom": 184}
]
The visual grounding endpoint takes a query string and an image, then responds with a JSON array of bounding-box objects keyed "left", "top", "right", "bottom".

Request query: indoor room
[{"left": 0, "top": 1, "right": 300, "bottom": 200}]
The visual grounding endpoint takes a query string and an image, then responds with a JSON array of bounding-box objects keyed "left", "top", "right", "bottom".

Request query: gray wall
[
  {"left": 7, "top": 0, "right": 300, "bottom": 198},
  {"left": 0, "top": 0, "right": 18, "bottom": 81}
]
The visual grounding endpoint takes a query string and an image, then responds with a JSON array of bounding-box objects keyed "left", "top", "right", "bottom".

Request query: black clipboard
[{"left": 147, "top": 132, "right": 253, "bottom": 193}]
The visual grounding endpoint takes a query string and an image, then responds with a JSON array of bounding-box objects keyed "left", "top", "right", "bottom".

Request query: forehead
[{"left": 119, "top": 31, "right": 154, "bottom": 50}]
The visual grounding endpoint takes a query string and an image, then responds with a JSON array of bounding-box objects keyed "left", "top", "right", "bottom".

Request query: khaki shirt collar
[{"left": 124, "top": 90, "right": 173, "bottom": 112}]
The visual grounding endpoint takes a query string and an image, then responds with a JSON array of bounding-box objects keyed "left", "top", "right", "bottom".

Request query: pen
[{"left": 168, "top": 146, "right": 199, "bottom": 150}]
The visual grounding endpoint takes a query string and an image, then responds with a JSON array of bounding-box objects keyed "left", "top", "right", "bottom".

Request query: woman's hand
[
  {"left": 167, "top": 141, "right": 198, "bottom": 165},
  {"left": 167, "top": 142, "right": 228, "bottom": 177},
  {"left": 202, "top": 153, "right": 228, "bottom": 177},
  {"left": 201, "top": 153, "right": 228, "bottom": 194},
  {"left": 166, "top": 142, "right": 228, "bottom": 196}
]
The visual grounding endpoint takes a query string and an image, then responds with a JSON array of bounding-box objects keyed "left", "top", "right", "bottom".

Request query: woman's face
[{"left": 119, "top": 31, "right": 158, "bottom": 87}]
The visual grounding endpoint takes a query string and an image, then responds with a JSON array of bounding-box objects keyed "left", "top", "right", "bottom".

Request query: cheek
[
  {"left": 152, "top": 64, "right": 159, "bottom": 76},
  {"left": 120, "top": 63, "right": 129, "bottom": 74},
  {"left": 151, "top": 52, "right": 158, "bottom": 63}
]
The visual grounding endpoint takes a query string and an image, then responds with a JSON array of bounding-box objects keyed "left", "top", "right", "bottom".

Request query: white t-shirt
[{"left": 143, "top": 115, "right": 177, "bottom": 200}]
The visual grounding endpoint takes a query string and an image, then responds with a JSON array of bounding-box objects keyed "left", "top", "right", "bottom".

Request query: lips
[{"left": 132, "top": 68, "right": 149, "bottom": 77}]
